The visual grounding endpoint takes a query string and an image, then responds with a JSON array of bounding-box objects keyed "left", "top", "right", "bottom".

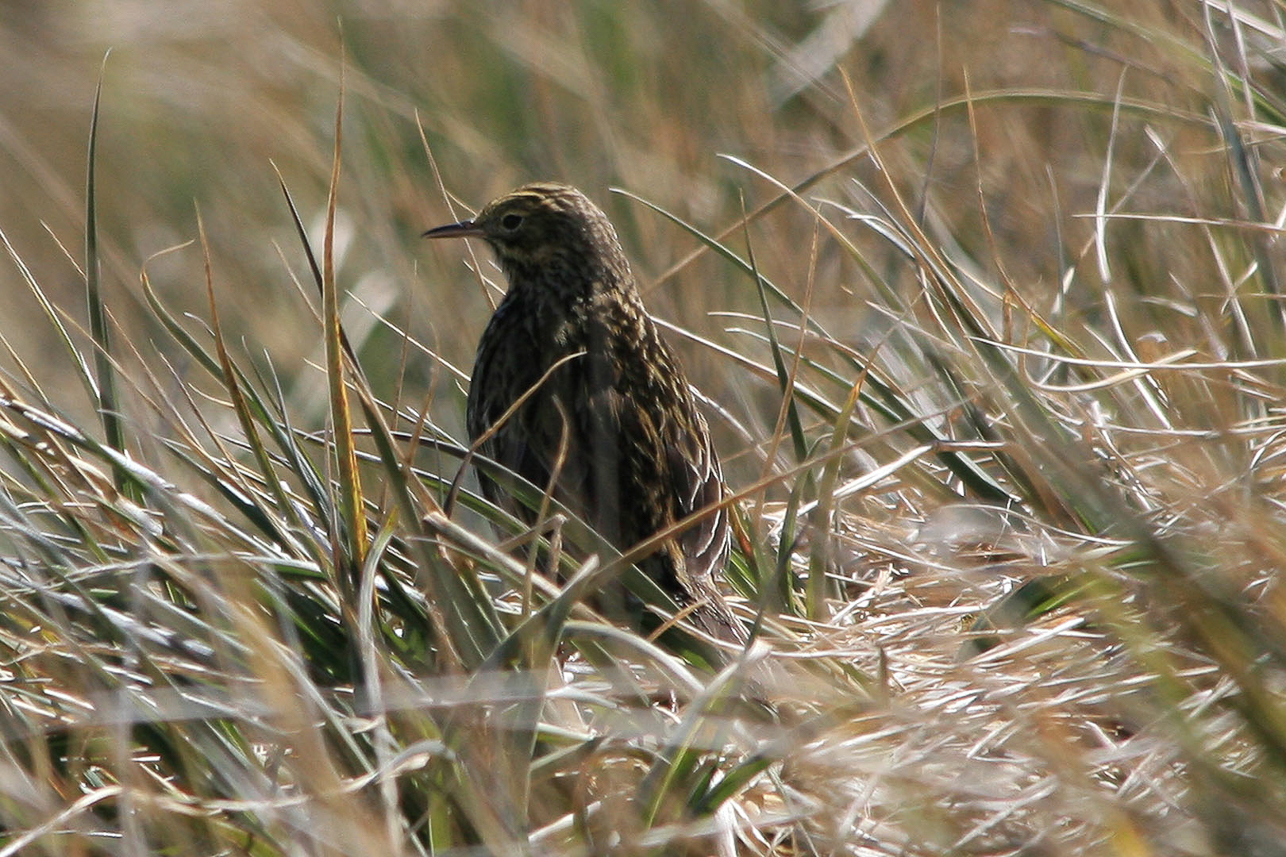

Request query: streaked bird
[{"left": 424, "top": 182, "right": 742, "bottom": 644}]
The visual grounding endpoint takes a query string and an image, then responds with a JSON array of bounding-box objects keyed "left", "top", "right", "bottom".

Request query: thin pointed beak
[{"left": 422, "top": 219, "right": 484, "bottom": 240}]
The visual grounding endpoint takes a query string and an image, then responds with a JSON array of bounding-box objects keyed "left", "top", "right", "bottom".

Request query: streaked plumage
[{"left": 424, "top": 183, "right": 741, "bottom": 643}]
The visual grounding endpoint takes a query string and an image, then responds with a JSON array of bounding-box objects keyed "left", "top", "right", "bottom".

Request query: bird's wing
[
  {"left": 582, "top": 364, "right": 729, "bottom": 588},
  {"left": 575, "top": 348, "right": 742, "bottom": 642},
  {"left": 665, "top": 413, "right": 730, "bottom": 587}
]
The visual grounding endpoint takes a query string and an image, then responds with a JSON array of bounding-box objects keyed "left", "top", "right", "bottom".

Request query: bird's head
[{"left": 423, "top": 183, "right": 633, "bottom": 300}]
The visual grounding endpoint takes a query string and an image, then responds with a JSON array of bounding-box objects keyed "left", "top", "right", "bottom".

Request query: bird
[{"left": 423, "top": 182, "right": 743, "bottom": 645}]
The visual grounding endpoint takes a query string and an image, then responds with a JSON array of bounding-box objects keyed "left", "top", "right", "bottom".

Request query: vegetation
[{"left": 2, "top": 1, "right": 1286, "bottom": 853}]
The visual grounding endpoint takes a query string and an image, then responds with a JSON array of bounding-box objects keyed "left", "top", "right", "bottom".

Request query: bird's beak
[{"left": 422, "top": 219, "right": 484, "bottom": 240}]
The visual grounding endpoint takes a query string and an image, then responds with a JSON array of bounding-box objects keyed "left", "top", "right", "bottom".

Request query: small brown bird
[{"left": 424, "top": 183, "right": 742, "bottom": 644}]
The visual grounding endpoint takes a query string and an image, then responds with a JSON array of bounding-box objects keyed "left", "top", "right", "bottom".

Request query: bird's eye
[{"left": 500, "top": 213, "right": 524, "bottom": 231}]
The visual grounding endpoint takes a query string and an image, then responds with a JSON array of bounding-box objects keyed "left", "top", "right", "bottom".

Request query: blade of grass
[
  {"left": 83, "top": 53, "right": 131, "bottom": 498},
  {"left": 320, "top": 72, "right": 368, "bottom": 594}
]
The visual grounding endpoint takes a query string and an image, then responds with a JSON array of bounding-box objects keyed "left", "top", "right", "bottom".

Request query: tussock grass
[{"left": 3, "top": 2, "right": 1286, "bottom": 854}]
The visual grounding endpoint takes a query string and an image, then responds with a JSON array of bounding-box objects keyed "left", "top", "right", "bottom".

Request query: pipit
[{"left": 424, "top": 183, "right": 743, "bottom": 644}]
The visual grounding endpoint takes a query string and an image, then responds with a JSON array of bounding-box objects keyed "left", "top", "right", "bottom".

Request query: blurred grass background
[
  {"left": 4, "top": 1, "right": 1286, "bottom": 854},
  {"left": 2, "top": 0, "right": 1200, "bottom": 446}
]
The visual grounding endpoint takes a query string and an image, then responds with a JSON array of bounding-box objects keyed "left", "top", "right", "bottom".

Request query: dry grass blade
[{"left": 320, "top": 67, "right": 369, "bottom": 587}]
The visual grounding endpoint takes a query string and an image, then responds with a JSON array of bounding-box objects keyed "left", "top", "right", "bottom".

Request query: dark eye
[{"left": 500, "top": 213, "right": 524, "bottom": 231}]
